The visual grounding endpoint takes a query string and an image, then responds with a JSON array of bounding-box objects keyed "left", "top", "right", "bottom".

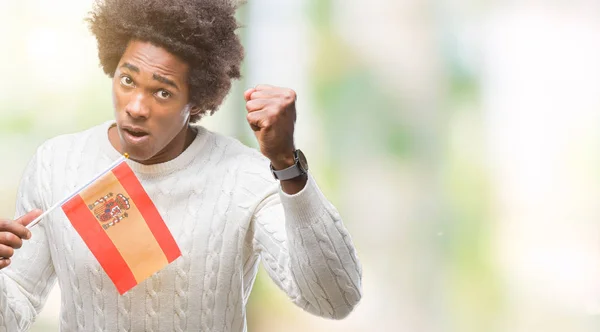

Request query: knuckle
[
  {"left": 13, "top": 227, "right": 25, "bottom": 238},
  {"left": 284, "top": 89, "right": 296, "bottom": 102},
  {"left": 0, "top": 220, "right": 9, "bottom": 230},
  {"left": 1, "top": 233, "right": 11, "bottom": 245},
  {"left": 274, "top": 102, "right": 287, "bottom": 114},
  {"left": 269, "top": 108, "right": 281, "bottom": 118},
  {"left": 3, "top": 233, "right": 20, "bottom": 248},
  {"left": 247, "top": 100, "right": 260, "bottom": 111},
  {"left": 2, "top": 246, "right": 14, "bottom": 258}
]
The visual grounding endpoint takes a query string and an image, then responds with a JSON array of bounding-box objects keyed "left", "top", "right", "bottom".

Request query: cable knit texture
[{"left": 0, "top": 121, "right": 362, "bottom": 331}]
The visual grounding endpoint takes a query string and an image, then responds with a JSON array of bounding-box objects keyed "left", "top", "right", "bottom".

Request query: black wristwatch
[{"left": 270, "top": 149, "right": 309, "bottom": 181}]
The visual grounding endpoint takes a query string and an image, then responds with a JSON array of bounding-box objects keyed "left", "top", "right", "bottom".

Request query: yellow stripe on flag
[{"left": 79, "top": 171, "right": 169, "bottom": 283}]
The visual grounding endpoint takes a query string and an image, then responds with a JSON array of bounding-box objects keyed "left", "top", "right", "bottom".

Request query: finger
[
  {"left": 0, "top": 232, "right": 23, "bottom": 249},
  {"left": 255, "top": 87, "right": 297, "bottom": 103},
  {"left": 254, "top": 84, "right": 276, "bottom": 91},
  {"left": 246, "top": 110, "right": 271, "bottom": 131},
  {"left": 246, "top": 99, "right": 272, "bottom": 112},
  {"left": 249, "top": 90, "right": 280, "bottom": 100},
  {"left": 4, "top": 210, "right": 39, "bottom": 239},
  {"left": 0, "top": 220, "right": 30, "bottom": 241},
  {"left": 244, "top": 88, "right": 256, "bottom": 102},
  {"left": 0, "top": 245, "right": 15, "bottom": 259},
  {"left": 0, "top": 258, "right": 11, "bottom": 269},
  {"left": 15, "top": 209, "right": 42, "bottom": 227}
]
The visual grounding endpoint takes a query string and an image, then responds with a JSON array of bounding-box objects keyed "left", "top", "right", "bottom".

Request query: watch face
[{"left": 296, "top": 149, "right": 309, "bottom": 172}]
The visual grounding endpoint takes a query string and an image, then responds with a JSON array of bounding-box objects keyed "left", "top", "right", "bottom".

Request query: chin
[{"left": 119, "top": 140, "right": 155, "bottom": 162}]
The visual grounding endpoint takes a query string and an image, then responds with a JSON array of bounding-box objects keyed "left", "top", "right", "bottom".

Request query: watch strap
[{"left": 270, "top": 162, "right": 304, "bottom": 181}]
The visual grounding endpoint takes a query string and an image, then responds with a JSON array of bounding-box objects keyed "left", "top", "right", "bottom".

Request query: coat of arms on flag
[
  {"left": 52, "top": 156, "right": 182, "bottom": 294},
  {"left": 88, "top": 192, "right": 131, "bottom": 230}
]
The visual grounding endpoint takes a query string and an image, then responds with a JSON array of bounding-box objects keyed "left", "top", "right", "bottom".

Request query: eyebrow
[
  {"left": 120, "top": 62, "right": 180, "bottom": 91},
  {"left": 152, "top": 73, "right": 179, "bottom": 91},
  {"left": 120, "top": 62, "right": 139, "bottom": 73}
]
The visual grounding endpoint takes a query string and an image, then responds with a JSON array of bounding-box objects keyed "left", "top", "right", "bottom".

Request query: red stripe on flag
[
  {"left": 112, "top": 163, "right": 181, "bottom": 262},
  {"left": 62, "top": 195, "right": 137, "bottom": 294}
]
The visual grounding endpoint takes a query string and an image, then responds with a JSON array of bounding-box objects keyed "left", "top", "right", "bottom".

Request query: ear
[{"left": 189, "top": 105, "right": 201, "bottom": 116}]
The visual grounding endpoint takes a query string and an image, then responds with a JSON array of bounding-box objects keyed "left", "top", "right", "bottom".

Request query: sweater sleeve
[
  {"left": 0, "top": 148, "right": 57, "bottom": 331},
  {"left": 251, "top": 174, "right": 362, "bottom": 319}
]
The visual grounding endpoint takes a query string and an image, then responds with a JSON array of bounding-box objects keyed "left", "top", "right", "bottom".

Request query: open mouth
[
  {"left": 123, "top": 127, "right": 149, "bottom": 138},
  {"left": 124, "top": 128, "right": 148, "bottom": 137},
  {"left": 121, "top": 126, "right": 150, "bottom": 146}
]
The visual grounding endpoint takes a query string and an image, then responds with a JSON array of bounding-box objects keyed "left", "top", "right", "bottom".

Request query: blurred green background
[{"left": 1, "top": 0, "right": 600, "bottom": 331}]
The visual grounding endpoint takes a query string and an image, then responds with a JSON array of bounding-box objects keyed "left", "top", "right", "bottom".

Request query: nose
[{"left": 125, "top": 93, "right": 150, "bottom": 119}]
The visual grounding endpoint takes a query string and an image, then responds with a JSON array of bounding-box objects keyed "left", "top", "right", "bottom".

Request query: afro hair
[{"left": 87, "top": 0, "right": 245, "bottom": 122}]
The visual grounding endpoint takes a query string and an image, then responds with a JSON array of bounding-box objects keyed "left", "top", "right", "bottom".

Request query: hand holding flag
[
  {"left": 0, "top": 210, "right": 41, "bottom": 269},
  {"left": 8, "top": 154, "right": 181, "bottom": 294}
]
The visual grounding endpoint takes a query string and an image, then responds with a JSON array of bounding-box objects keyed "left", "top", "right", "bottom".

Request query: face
[{"left": 109, "top": 40, "right": 197, "bottom": 164}]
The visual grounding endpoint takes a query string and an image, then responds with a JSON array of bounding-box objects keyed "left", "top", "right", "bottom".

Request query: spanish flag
[{"left": 60, "top": 156, "right": 181, "bottom": 294}]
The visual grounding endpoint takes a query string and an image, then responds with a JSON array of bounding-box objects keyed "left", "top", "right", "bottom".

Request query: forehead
[{"left": 119, "top": 40, "right": 189, "bottom": 80}]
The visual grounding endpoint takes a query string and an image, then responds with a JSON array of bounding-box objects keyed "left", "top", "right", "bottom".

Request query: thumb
[{"left": 15, "top": 209, "right": 43, "bottom": 227}]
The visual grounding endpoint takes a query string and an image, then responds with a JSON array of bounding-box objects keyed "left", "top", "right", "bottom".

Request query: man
[{"left": 0, "top": 0, "right": 362, "bottom": 331}]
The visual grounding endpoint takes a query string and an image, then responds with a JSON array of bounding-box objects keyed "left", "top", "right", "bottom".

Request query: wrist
[
  {"left": 269, "top": 149, "right": 308, "bottom": 183},
  {"left": 269, "top": 150, "right": 296, "bottom": 170}
]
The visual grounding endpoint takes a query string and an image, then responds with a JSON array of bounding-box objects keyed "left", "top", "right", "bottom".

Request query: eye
[
  {"left": 156, "top": 89, "right": 171, "bottom": 100},
  {"left": 120, "top": 76, "right": 134, "bottom": 87}
]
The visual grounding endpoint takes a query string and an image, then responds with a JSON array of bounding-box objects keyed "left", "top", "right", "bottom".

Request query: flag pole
[{"left": 26, "top": 154, "right": 129, "bottom": 229}]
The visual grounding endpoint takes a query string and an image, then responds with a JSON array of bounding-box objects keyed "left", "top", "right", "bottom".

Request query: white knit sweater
[{"left": 0, "top": 121, "right": 362, "bottom": 332}]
